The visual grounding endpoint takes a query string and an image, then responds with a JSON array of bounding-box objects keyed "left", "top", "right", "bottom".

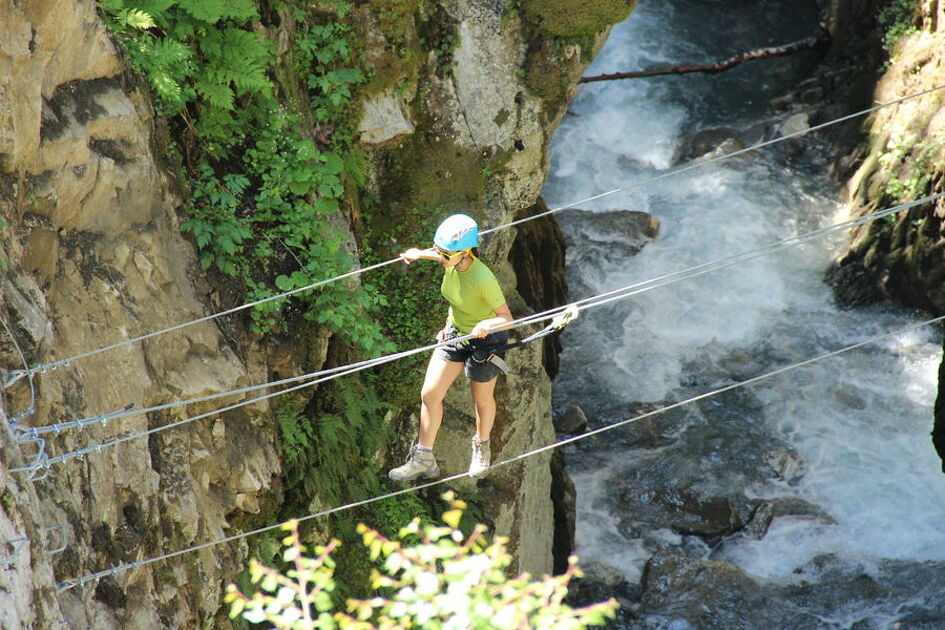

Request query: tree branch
[{"left": 578, "top": 34, "right": 831, "bottom": 84}]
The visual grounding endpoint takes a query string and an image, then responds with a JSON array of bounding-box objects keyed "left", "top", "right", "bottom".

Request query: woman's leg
[
  {"left": 469, "top": 376, "right": 499, "bottom": 441},
  {"left": 418, "top": 356, "right": 465, "bottom": 448}
]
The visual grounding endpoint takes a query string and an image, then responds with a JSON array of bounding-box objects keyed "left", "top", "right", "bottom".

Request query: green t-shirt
[{"left": 440, "top": 258, "right": 506, "bottom": 334}]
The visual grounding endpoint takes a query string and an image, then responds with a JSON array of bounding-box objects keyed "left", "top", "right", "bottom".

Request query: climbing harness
[{"left": 471, "top": 305, "right": 580, "bottom": 374}]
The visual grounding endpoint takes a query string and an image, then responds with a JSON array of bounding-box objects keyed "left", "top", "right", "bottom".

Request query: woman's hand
[
  {"left": 471, "top": 304, "right": 513, "bottom": 339},
  {"left": 470, "top": 321, "right": 492, "bottom": 339},
  {"left": 400, "top": 247, "right": 425, "bottom": 264}
]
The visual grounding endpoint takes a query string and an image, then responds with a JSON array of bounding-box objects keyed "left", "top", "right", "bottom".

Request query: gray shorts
[{"left": 433, "top": 327, "right": 509, "bottom": 382}]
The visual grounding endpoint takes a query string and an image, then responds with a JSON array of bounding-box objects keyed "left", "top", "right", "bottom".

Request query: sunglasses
[{"left": 435, "top": 246, "right": 464, "bottom": 261}]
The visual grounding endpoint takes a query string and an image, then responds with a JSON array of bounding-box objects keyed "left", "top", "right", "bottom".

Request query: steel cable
[
  {"left": 56, "top": 312, "right": 945, "bottom": 591},
  {"left": 7, "top": 84, "right": 943, "bottom": 382},
  {"left": 24, "top": 190, "right": 943, "bottom": 450}
]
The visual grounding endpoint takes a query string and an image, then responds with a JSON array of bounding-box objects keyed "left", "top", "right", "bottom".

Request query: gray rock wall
[
  {"left": 819, "top": 0, "right": 945, "bottom": 471},
  {"left": 0, "top": 0, "right": 290, "bottom": 626},
  {"left": 0, "top": 0, "right": 629, "bottom": 626}
]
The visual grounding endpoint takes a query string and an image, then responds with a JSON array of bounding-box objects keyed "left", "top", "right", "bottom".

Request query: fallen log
[{"left": 579, "top": 34, "right": 831, "bottom": 84}]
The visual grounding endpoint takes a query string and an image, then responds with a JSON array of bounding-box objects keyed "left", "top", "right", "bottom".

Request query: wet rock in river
[
  {"left": 638, "top": 552, "right": 818, "bottom": 629},
  {"left": 554, "top": 404, "right": 588, "bottom": 434},
  {"left": 739, "top": 497, "right": 836, "bottom": 541},
  {"left": 558, "top": 207, "right": 660, "bottom": 268},
  {"left": 782, "top": 554, "right": 945, "bottom": 626},
  {"left": 618, "top": 486, "right": 755, "bottom": 540}
]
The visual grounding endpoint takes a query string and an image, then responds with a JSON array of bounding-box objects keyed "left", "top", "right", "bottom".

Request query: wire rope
[
  {"left": 56, "top": 312, "right": 945, "bottom": 592},
  {"left": 23, "top": 190, "right": 943, "bottom": 445},
  {"left": 18, "top": 190, "right": 943, "bottom": 472},
  {"left": 9, "top": 84, "right": 944, "bottom": 381},
  {"left": 485, "top": 84, "right": 945, "bottom": 233}
]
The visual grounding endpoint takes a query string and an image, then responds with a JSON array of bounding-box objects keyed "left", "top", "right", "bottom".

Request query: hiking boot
[
  {"left": 389, "top": 445, "right": 440, "bottom": 482},
  {"left": 468, "top": 436, "right": 491, "bottom": 479}
]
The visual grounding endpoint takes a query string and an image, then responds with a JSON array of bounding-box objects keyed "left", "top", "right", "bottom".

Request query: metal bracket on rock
[
  {"left": 1, "top": 536, "right": 27, "bottom": 568},
  {"left": 1, "top": 526, "right": 69, "bottom": 568},
  {"left": 43, "top": 525, "right": 68, "bottom": 555},
  {"left": 2, "top": 368, "right": 27, "bottom": 390},
  {"left": 8, "top": 436, "right": 51, "bottom": 481}
]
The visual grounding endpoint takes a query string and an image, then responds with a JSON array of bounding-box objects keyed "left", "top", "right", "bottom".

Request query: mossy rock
[
  {"left": 380, "top": 136, "right": 487, "bottom": 215},
  {"left": 362, "top": 46, "right": 420, "bottom": 96},
  {"left": 372, "top": 0, "right": 423, "bottom": 43},
  {"left": 524, "top": 41, "right": 571, "bottom": 110},
  {"left": 521, "top": 0, "right": 636, "bottom": 38}
]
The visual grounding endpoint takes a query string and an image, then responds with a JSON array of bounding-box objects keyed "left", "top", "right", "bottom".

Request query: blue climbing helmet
[{"left": 433, "top": 213, "right": 479, "bottom": 251}]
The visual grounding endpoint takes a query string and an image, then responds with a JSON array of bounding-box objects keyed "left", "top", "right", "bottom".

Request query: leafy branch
[{"left": 225, "top": 493, "right": 618, "bottom": 629}]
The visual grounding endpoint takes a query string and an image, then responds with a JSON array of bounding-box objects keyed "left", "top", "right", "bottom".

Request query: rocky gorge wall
[
  {"left": 819, "top": 0, "right": 945, "bottom": 470},
  {"left": 0, "top": 0, "right": 634, "bottom": 627}
]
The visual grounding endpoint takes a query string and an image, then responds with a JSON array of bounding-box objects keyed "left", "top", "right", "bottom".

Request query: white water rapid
[{"left": 544, "top": 0, "right": 945, "bottom": 623}]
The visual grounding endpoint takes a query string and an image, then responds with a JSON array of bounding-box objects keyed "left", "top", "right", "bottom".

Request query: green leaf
[
  {"left": 228, "top": 597, "right": 245, "bottom": 618},
  {"left": 275, "top": 275, "right": 294, "bottom": 292},
  {"left": 120, "top": 8, "right": 156, "bottom": 29},
  {"left": 314, "top": 198, "right": 339, "bottom": 214},
  {"left": 288, "top": 179, "right": 311, "bottom": 196},
  {"left": 178, "top": 0, "right": 228, "bottom": 23},
  {"left": 297, "top": 140, "right": 317, "bottom": 161},
  {"left": 320, "top": 152, "right": 344, "bottom": 175},
  {"left": 196, "top": 79, "right": 235, "bottom": 110}
]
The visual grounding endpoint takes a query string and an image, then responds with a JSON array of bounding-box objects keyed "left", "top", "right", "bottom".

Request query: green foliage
[
  {"left": 275, "top": 398, "right": 319, "bottom": 483},
  {"left": 225, "top": 494, "right": 618, "bottom": 629},
  {"left": 294, "top": 9, "right": 365, "bottom": 123},
  {"left": 520, "top": 0, "right": 635, "bottom": 38},
  {"left": 358, "top": 206, "right": 444, "bottom": 409},
  {"left": 179, "top": 165, "right": 252, "bottom": 276},
  {"left": 879, "top": 133, "right": 942, "bottom": 201},
  {"left": 100, "top": 0, "right": 395, "bottom": 356},
  {"left": 877, "top": 0, "right": 919, "bottom": 54},
  {"left": 100, "top": 0, "right": 271, "bottom": 121},
  {"left": 275, "top": 380, "right": 390, "bottom": 511}
]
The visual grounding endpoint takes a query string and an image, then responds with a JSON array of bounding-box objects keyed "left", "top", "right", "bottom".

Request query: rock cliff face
[
  {"left": 820, "top": 0, "right": 945, "bottom": 469},
  {"left": 1, "top": 1, "right": 280, "bottom": 626},
  {"left": 0, "top": 0, "right": 629, "bottom": 626}
]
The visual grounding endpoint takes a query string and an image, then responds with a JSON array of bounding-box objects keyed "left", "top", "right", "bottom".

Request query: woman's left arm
[{"left": 471, "top": 303, "right": 513, "bottom": 338}]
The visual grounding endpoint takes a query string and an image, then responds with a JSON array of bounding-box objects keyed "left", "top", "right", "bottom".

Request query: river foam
[{"left": 546, "top": 0, "right": 945, "bottom": 607}]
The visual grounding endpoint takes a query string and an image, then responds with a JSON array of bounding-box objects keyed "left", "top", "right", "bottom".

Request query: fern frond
[
  {"left": 177, "top": 0, "right": 228, "bottom": 23},
  {"left": 150, "top": 71, "right": 184, "bottom": 106},
  {"left": 150, "top": 37, "right": 193, "bottom": 70},
  {"left": 222, "top": 0, "right": 258, "bottom": 22},
  {"left": 196, "top": 78, "right": 235, "bottom": 110},
  {"left": 178, "top": 0, "right": 258, "bottom": 23},
  {"left": 119, "top": 8, "right": 155, "bottom": 29}
]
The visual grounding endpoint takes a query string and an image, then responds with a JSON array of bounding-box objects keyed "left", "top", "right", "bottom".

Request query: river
[{"left": 543, "top": 0, "right": 945, "bottom": 627}]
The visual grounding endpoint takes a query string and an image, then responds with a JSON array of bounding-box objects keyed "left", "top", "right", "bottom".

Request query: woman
[{"left": 389, "top": 213, "right": 513, "bottom": 482}]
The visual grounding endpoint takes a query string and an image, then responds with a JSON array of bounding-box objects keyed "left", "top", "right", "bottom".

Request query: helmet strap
[{"left": 457, "top": 249, "right": 474, "bottom": 271}]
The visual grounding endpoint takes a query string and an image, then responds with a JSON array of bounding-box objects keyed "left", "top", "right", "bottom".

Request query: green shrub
[
  {"left": 99, "top": 0, "right": 394, "bottom": 356},
  {"left": 877, "top": 0, "right": 919, "bottom": 54},
  {"left": 225, "top": 493, "right": 618, "bottom": 629},
  {"left": 879, "top": 133, "right": 942, "bottom": 201}
]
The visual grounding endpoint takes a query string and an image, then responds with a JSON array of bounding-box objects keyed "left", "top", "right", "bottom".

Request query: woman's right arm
[{"left": 401, "top": 247, "right": 442, "bottom": 263}]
